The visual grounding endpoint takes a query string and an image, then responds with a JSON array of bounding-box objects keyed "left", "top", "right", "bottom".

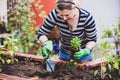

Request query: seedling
[
  {"left": 65, "top": 37, "right": 82, "bottom": 69},
  {"left": 66, "top": 59, "right": 77, "bottom": 70},
  {"left": 70, "top": 37, "right": 82, "bottom": 51},
  {"left": 5, "top": 37, "right": 19, "bottom": 64},
  {"left": 6, "top": 51, "right": 18, "bottom": 64},
  {"left": 102, "top": 17, "right": 120, "bottom": 49},
  {"left": 0, "top": 52, "right": 5, "bottom": 64}
]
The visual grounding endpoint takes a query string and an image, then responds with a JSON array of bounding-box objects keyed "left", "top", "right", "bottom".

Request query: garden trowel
[
  {"left": 42, "top": 49, "right": 55, "bottom": 72},
  {"left": 46, "top": 58, "right": 55, "bottom": 72}
]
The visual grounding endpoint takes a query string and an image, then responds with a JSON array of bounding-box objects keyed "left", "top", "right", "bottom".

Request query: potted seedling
[
  {"left": 70, "top": 37, "right": 82, "bottom": 52},
  {"left": 66, "top": 37, "right": 82, "bottom": 67}
]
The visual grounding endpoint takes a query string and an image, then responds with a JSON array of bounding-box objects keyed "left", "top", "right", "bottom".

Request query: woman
[{"left": 37, "top": 0, "right": 97, "bottom": 62}]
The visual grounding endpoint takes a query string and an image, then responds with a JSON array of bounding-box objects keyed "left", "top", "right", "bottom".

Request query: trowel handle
[{"left": 42, "top": 48, "right": 51, "bottom": 60}]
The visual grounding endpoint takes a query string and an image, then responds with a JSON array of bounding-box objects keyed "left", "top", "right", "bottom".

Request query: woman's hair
[
  {"left": 56, "top": 0, "right": 74, "bottom": 4},
  {"left": 56, "top": 0, "right": 80, "bottom": 7}
]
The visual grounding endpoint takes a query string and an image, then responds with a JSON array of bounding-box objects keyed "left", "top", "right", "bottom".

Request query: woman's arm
[{"left": 86, "top": 41, "right": 96, "bottom": 50}]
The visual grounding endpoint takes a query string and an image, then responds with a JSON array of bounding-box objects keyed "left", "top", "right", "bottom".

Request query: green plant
[
  {"left": 106, "top": 53, "right": 120, "bottom": 76},
  {"left": 71, "top": 37, "right": 82, "bottom": 50},
  {"left": 0, "top": 52, "right": 5, "bottom": 64},
  {"left": 6, "top": 51, "right": 18, "bottom": 64},
  {"left": 102, "top": 28, "right": 112, "bottom": 38},
  {"left": 102, "top": 17, "right": 120, "bottom": 49},
  {"left": 64, "top": 37, "right": 82, "bottom": 69},
  {"left": 66, "top": 60, "right": 77, "bottom": 70},
  {"left": 6, "top": 0, "right": 46, "bottom": 54},
  {"left": 99, "top": 17, "right": 120, "bottom": 79},
  {"left": 7, "top": 0, "right": 36, "bottom": 53},
  {"left": 94, "top": 41, "right": 115, "bottom": 79},
  {"left": 100, "top": 41, "right": 113, "bottom": 79},
  {"left": 5, "top": 37, "right": 19, "bottom": 64}
]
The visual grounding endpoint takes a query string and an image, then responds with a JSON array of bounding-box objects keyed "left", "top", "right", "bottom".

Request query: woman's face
[
  {"left": 58, "top": 9, "right": 74, "bottom": 20},
  {"left": 57, "top": 3, "right": 75, "bottom": 20}
]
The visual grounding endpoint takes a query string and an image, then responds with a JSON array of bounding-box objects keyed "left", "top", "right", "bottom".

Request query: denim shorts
[{"left": 58, "top": 50, "right": 94, "bottom": 62}]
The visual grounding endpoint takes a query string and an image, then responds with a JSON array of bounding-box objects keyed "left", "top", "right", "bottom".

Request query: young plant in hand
[
  {"left": 71, "top": 37, "right": 82, "bottom": 51},
  {"left": 66, "top": 37, "right": 81, "bottom": 69}
]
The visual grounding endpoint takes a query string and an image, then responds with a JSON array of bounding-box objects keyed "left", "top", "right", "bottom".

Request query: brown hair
[
  {"left": 56, "top": 0, "right": 80, "bottom": 7},
  {"left": 56, "top": 0, "right": 74, "bottom": 4}
]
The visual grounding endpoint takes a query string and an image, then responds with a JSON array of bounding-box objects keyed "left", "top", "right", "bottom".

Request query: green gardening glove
[
  {"left": 42, "top": 40, "right": 53, "bottom": 60},
  {"left": 74, "top": 48, "right": 91, "bottom": 60}
]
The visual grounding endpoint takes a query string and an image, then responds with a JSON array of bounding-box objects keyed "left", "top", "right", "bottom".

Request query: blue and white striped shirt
[{"left": 38, "top": 7, "right": 97, "bottom": 55}]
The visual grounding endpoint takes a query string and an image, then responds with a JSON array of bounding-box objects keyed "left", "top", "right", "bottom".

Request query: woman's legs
[{"left": 59, "top": 51, "right": 94, "bottom": 62}]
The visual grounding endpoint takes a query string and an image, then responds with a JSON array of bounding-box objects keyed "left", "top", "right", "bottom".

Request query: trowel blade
[{"left": 46, "top": 59, "right": 55, "bottom": 72}]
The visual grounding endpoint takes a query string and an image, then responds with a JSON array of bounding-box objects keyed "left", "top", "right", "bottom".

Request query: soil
[{"left": 0, "top": 56, "right": 120, "bottom": 80}]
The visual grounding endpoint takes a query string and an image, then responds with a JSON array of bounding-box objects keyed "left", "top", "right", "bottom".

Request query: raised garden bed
[{"left": 0, "top": 51, "right": 120, "bottom": 80}]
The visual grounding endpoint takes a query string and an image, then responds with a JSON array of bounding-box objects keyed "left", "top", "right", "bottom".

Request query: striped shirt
[{"left": 38, "top": 7, "right": 97, "bottom": 55}]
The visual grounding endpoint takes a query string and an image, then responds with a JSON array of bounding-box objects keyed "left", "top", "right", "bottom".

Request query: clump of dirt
[{"left": 0, "top": 57, "right": 120, "bottom": 80}]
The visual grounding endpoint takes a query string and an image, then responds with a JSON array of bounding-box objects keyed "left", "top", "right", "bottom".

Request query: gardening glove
[
  {"left": 74, "top": 48, "right": 90, "bottom": 60},
  {"left": 42, "top": 40, "right": 53, "bottom": 60}
]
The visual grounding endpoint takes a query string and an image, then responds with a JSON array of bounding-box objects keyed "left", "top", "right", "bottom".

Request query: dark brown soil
[{"left": 0, "top": 56, "right": 120, "bottom": 80}]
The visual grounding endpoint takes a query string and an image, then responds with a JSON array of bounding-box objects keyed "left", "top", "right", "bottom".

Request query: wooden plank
[{"left": 0, "top": 73, "right": 28, "bottom": 80}]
